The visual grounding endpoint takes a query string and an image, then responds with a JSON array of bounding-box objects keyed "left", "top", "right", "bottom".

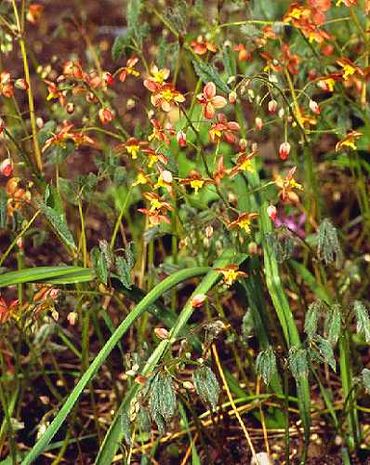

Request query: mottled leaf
[
  {"left": 149, "top": 372, "right": 176, "bottom": 434},
  {"left": 256, "top": 346, "right": 277, "bottom": 386},
  {"left": 192, "top": 59, "right": 230, "bottom": 94},
  {"left": 193, "top": 365, "right": 220, "bottom": 409},
  {"left": 354, "top": 300, "right": 370, "bottom": 343}
]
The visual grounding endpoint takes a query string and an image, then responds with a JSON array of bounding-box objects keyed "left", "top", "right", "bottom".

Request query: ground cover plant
[{"left": 0, "top": 0, "right": 369, "bottom": 463}]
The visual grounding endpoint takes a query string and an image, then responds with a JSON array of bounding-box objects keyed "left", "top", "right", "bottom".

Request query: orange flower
[
  {"left": 337, "top": 58, "right": 364, "bottom": 81},
  {"left": 138, "top": 192, "right": 173, "bottom": 225},
  {"left": 143, "top": 65, "right": 170, "bottom": 88},
  {"left": 42, "top": 123, "right": 95, "bottom": 152},
  {"left": 335, "top": 130, "right": 362, "bottom": 151},
  {"left": 6, "top": 177, "right": 32, "bottom": 216},
  {"left": 116, "top": 137, "right": 148, "bottom": 160},
  {"left": 229, "top": 151, "right": 257, "bottom": 177},
  {"left": 197, "top": 82, "right": 227, "bottom": 119},
  {"left": 234, "top": 44, "right": 251, "bottom": 62},
  {"left": 275, "top": 167, "right": 303, "bottom": 203},
  {"left": 228, "top": 212, "right": 258, "bottom": 234},
  {"left": 142, "top": 147, "right": 168, "bottom": 168},
  {"left": 150, "top": 83, "right": 185, "bottom": 112},
  {"left": 148, "top": 119, "right": 175, "bottom": 145},
  {"left": 191, "top": 36, "right": 217, "bottom": 55},
  {"left": 119, "top": 56, "right": 140, "bottom": 82},
  {"left": 0, "top": 296, "right": 18, "bottom": 324},
  {"left": 209, "top": 114, "right": 240, "bottom": 144},
  {"left": 26, "top": 3, "right": 44, "bottom": 24},
  {"left": 215, "top": 264, "right": 247, "bottom": 286},
  {"left": 181, "top": 171, "right": 213, "bottom": 194}
]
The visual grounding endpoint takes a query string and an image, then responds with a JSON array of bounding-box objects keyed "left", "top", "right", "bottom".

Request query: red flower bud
[
  {"left": 267, "top": 205, "right": 277, "bottom": 222},
  {"left": 176, "top": 130, "right": 187, "bottom": 147},
  {"left": 268, "top": 99, "right": 277, "bottom": 114},
  {"left": 279, "top": 142, "right": 291, "bottom": 160},
  {"left": 309, "top": 99, "right": 320, "bottom": 115},
  {"left": 0, "top": 158, "right": 13, "bottom": 177},
  {"left": 255, "top": 117, "right": 263, "bottom": 130},
  {"left": 98, "top": 107, "right": 114, "bottom": 125}
]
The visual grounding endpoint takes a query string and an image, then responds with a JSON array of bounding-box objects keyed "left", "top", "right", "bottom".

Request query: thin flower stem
[{"left": 11, "top": 0, "right": 43, "bottom": 172}]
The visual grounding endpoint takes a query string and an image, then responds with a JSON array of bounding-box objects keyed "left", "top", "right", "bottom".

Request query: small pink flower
[
  {"left": 197, "top": 82, "right": 227, "bottom": 119},
  {"left": 279, "top": 142, "right": 291, "bottom": 160}
]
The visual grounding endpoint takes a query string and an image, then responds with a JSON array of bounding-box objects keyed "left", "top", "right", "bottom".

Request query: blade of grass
[{"left": 21, "top": 266, "right": 209, "bottom": 465}]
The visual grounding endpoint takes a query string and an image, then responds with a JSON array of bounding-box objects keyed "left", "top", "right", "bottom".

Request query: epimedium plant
[{"left": 0, "top": 0, "right": 369, "bottom": 464}]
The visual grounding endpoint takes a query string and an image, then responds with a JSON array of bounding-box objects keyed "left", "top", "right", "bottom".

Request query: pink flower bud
[
  {"left": 98, "top": 107, "right": 114, "bottom": 125},
  {"left": 191, "top": 294, "right": 207, "bottom": 308},
  {"left": 309, "top": 99, "right": 320, "bottom": 115},
  {"left": 176, "top": 130, "right": 187, "bottom": 147},
  {"left": 0, "top": 158, "right": 13, "bottom": 177},
  {"left": 228, "top": 91, "right": 237, "bottom": 104},
  {"left": 267, "top": 205, "right": 277, "bottom": 222},
  {"left": 103, "top": 72, "right": 114, "bottom": 86},
  {"left": 268, "top": 99, "right": 277, "bottom": 114},
  {"left": 255, "top": 117, "right": 263, "bottom": 130},
  {"left": 154, "top": 327, "right": 169, "bottom": 339},
  {"left": 15, "top": 79, "right": 29, "bottom": 91},
  {"left": 279, "top": 142, "right": 291, "bottom": 160}
]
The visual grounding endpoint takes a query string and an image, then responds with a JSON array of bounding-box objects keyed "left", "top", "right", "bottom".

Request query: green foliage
[
  {"left": 311, "top": 335, "right": 336, "bottom": 372},
  {"left": 256, "top": 346, "right": 278, "bottom": 386},
  {"left": 149, "top": 371, "right": 177, "bottom": 433},
  {"left": 317, "top": 218, "right": 343, "bottom": 267},
  {"left": 354, "top": 300, "right": 370, "bottom": 343},
  {"left": 288, "top": 347, "right": 308, "bottom": 380},
  {"left": 192, "top": 59, "right": 230, "bottom": 94},
  {"left": 115, "top": 242, "right": 136, "bottom": 289},
  {"left": 193, "top": 365, "right": 220, "bottom": 409},
  {"left": 362, "top": 368, "right": 370, "bottom": 393},
  {"left": 0, "top": 188, "right": 7, "bottom": 228},
  {"left": 326, "top": 304, "right": 342, "bottom": 347},
  {"left": 304, "top": 300, "right": 322, "bottom": 339}
]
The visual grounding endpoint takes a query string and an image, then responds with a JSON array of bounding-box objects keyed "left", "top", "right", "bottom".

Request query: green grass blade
[
  {"left": 0, "top": 266, "right": 93, "bottom": 287},
  {"left": 21, "top": 266, "right": 209, "bottom": 465},
  {"left": 95, "top": 250, "right": 246, "bottom": 465}
]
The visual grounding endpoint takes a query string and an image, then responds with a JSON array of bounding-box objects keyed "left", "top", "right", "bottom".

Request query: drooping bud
[
  {"left": 15, "top": 78, "right": 29, "bottom": 91},
  {"left": 191, "top": 294, "right": 207, "bottom": 308},
  {"left": 309, "top": 99, "right": 320, "bottom": 115},
  {"left": 154, "top": 327, "right": 169, "bottom": 340},
  {"left": 279, "top": 141, "right": 291, "bottom": 160},
  {"left": 98, "top": 107, "right": 114, "bottom": 125},
  {"left": 255, "top": 117, "right": 263, "bottom": 131},
  {"left": 268, "top": 99, "right": 277, "bottom": 114},
  {"left": 228, "top": 90, "right": 237, "bottom": 104},
  {"left": 176, "top": 130, "right": 187, "bottom": 147},
  {"left": 0, "top": 158, "right": 13, "bottom": 177},
  {"left": 267, "top": 204, "right": 277, "bottom": 222},
  {"left": 103, "top": 71, "right": 114, "bottom": 86}
]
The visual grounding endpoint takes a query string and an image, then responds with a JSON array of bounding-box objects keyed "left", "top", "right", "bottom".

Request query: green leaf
[
  {"left": 0, "top": 266, "right": 93, "bottom": 287},
  {"left": 313, "top": 335, "right": 336, "bottom": 371},
  {"left": 0, "top": 188, "right": 7, "bottom": 229},
  {"left": 354, "top": 300, "right": 370, "bottom": 343},
  {"left": 362, "top": 368, "right": 370, "bottom": 393},
  {"left": 116, "top": 256, "right": 132, "bottom": 289},
  {"left": 256, "top": 346, "right": 278, "bottom": 386},
  {"left": 149, "top": 372, "right": 177, "bottom": 434},
  {"left": 41, "top": 205, "right": 76, "bottom": 250},
  {"left": 288, "top": 347, "right": 308, "bottom": 380},
  {"left": 112, "top": 33, "right": 130, "bottom": 62},
  {"left": 304, "top": 301, "right": 322, "bottom": 339},
  {"left": 193, "top": 365, "right": 220, "bottom": 409},
  {"left": 317, "top": 218, "right": 343, "bottom": 267},
  {"left": 91, "top": 247, "right": 108, "bottom": 285},
  {"left": 326, "top": 304, "right": 342, "bottom": 346},
  {"left": 192, "top": 59, "right": 230, "bottom": 94}
]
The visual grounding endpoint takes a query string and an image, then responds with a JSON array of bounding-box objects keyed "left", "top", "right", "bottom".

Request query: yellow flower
[
  {"left": 215, "top": 264, "right": 247, "bottom": 286},
  {"left": 133, "top": 171, "right": 149, "bottom": 186},
  {"left": 190, "top": 179, "right": 205, "bottom": 194}
]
